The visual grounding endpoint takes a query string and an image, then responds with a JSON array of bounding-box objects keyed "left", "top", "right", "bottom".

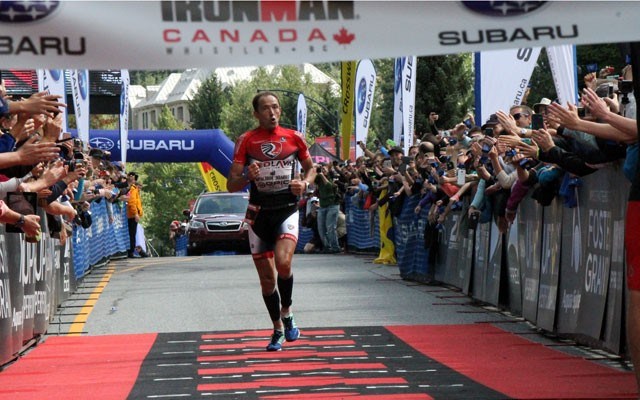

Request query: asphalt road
[{"left": 54, "top": 253, "right": 513, "bottom": 336}]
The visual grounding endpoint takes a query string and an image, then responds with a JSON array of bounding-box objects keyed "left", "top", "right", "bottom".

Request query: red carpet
[
  {"left": 388, "top": 324, "right": 638, "bottom": 399},
  {"left": 0, "top": 333, "right": 157, "bottom": 400},
  {"left": 0, "top": 325, "right": 636, "bottom": 399}
]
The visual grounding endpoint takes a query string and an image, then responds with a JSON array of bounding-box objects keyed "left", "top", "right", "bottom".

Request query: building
[{"left": 130, "top": 64, "right": 338, "bottom": 130}]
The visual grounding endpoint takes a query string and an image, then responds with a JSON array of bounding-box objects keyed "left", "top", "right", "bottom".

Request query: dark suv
[{"left": 186, "top": 192, "right": 250, "bottom": 255}]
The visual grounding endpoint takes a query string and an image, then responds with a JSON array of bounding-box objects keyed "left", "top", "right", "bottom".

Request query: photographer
[{"left": 315, "top": 164, "right": 341, "bottom": 254}]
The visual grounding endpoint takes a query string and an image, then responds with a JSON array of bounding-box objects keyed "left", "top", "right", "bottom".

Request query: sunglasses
[{"left": 512, "top": 112, "right": 530, "bottom": 120}]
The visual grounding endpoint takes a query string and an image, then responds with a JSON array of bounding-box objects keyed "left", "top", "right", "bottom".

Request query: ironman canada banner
[{"left": 1, "top": 2, "right": 640, "bottom": 69}]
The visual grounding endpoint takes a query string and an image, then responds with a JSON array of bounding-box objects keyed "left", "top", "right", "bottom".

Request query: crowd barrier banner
[
  {"left": 604, "top": 170, "right": 629, "bottom": 353},
  {"left": 537, "top": 198, "right": 563, "bottom": 331},
  {"left": 345, "top": 194, "right": 380, "bottom": 251},
  {"left": 440, "top": 210, "right": 466, "bottom": 289},
  {"left": 519, "top": 197, "right": 543, "bottom": 323},
  {"left": 486, "top": 221, "right": 503, "bottom": 306},
  {"left": 505, "top": 213, "right": 523, "bottom": 315},
  {"left": 456, "top": 212, "right": 474, "bottom": 295},
  {"left": 394, "top": 195, "right": 430, "bottom": 281},
  {"left": 1, "top": 198, "right": 129, "bottom": 367},
  {"left": 472, "top": 222, "right": 491, "bottom": 303},
  {"left": 0, "top": 228, "right": 11, "bottom": 364}
]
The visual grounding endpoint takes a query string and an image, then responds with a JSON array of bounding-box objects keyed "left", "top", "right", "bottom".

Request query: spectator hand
[
  {"left": 547, "top": 102, "right": 580, "bottom": 130},
  {"left": 19, "top": 91, "right": 66, "bottom": 116},
  {"left": 515, "top": 139, "right": 539, "bottom": 159},
  {"left": 16, "top": 135, "right": 59, "bottom": 165},
  {"left": 496, "top": 110, "right": 518, "bottom": 135},
  {"left": 581, "top": 87, "right": 611, "bottom": 120},
  {"left": 532, "top": 129, "right": 554, "bottom": 152}
]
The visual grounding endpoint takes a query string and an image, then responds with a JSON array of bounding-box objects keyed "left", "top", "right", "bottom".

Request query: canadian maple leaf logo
[{"left": 333, "top": 27, "right": 355, "bottom": 45}]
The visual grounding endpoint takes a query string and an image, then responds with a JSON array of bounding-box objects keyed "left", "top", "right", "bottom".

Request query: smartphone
[
  {"left": 457, "top": 168, "right": 466, "bottom": 185},
  {"left": 5, "top": 192, "right": 37, "bottom": 233},
  {"left": 577, "top": 107, "right": 586, "bottom": 118},
  {"left": 55, "top": 137, "right": 74, "bottom": 143},
  {"left": 531, "top": 114, "right": 544, "bottom": 130}
]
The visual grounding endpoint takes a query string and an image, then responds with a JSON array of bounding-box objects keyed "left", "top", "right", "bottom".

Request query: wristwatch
[
  {"left": 15, "top": 215, "right": 25, "bottom": 228},
  {"left": 520, "top": 128, "right": 527, "bottom": 136}
]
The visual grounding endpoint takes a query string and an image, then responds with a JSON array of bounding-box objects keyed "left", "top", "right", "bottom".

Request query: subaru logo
[
  {"left": 78, "top": 70, "right": 88, "bottom": 100},
  {"left": 49, "top": 69, "right": 61, "bottom": 81},
  {"left": 356, "top": 78, "right": 367, "bottom": 114},
  {"left": 89, "top": 137, "right": 114, "bottom": 151},
  {"left": 462, "top": 1, "right": 546, "bottom": 17},
  {"left": 0, "top": 1, "right": 60, "bottom": 23}
]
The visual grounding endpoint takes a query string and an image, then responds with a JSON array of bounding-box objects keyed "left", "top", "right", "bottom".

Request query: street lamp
[{"left": 257, "top": 88, "right": 341, "bottom": 158}]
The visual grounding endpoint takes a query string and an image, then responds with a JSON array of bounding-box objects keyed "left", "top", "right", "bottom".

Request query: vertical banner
[
  {"left": 393, "top": 57, "right": 404, "bottom": 146},
  {"left": 120, "top": 69, "right": 130, "bottom": 164},
  {"left": 354, "top": 59, "right": 376, "bottom": 159},
  {"left": 340, "top": 61, "right": 356, "bottom": 162},
  {"left": 296, "top": 93, "right": 307, "bottom": 137},
  {"left": 36, "top": 69, "right": 67, "bottom": 134},
  {"left": 476, "top": 48, "right": 542, "bottom": 125},
  {"left": 70, "top": 69, "right": 90, "bottom": 146},
  {"left": 546, "top": 45, "right": 578, "bottom": 106},
  {"left": 518, "top": 197, "right": 543, "bottom": 323},
  {"left": 401, "top": 55, "right": 417, "bottom": 154},
  {"left": 198, "top": 162, "right": 228, "bottom": 193}
]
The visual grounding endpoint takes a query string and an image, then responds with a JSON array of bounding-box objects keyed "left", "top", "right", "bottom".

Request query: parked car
[{"left": 186, "top": 192, "right": 250, "bottom": 255}]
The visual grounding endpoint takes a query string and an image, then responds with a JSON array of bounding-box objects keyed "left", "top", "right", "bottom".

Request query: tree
[
  {"left": 130, "top": 70, "right": 177, "bottom": 86},
  {"left": 413, "top": 54, "right": 474, "bottom": 133},
  {"left": 220, "top": 65, "right": 340, "bottom": 142},
  {"left": 136, "top": 162, "right": 206, "bottom": 256},
  {"left": 189, "top": 74, "right": 228, "bottom": 129},
  {"left": 157, "top": 105, "right": 184, "bottom": 130}
]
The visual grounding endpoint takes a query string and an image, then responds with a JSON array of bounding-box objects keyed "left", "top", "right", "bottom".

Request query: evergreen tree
[
  {"left": 414, "top": 54, "right": 474, "bottom": 134},
  {"left": 188, "top": 74, "right": 228, "bottom": 129},
  {"left": 157, "top": 105, "right": 184, "bottom": 130}
]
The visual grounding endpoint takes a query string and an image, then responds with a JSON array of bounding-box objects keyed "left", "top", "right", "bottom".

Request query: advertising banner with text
[{"left": 2, "top": 2, "right": 639, "bottom": 69}]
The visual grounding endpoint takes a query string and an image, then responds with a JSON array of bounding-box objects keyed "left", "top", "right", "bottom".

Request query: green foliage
[
  {"left": 157, "top": 105, "right": 185, "bottom": 130},
  {"left": 413, "top": 54, "right": 474, "bottom": 133},
  {"left": 527, "top": 49, "right": 556, "bottom": 107},
  {"left": 219, "top": 65, "right": 340, "bottom": 141},
  {"left": 188, "top": 74, "right": 228, "bottom": 129},
  {"left": 135, "top": 162, "right": 206, "bottom": 256}
]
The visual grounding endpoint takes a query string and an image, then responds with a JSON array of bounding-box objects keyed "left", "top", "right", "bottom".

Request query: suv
[{"left": 186, "top": 192, "right": 250, "bottom": 255}]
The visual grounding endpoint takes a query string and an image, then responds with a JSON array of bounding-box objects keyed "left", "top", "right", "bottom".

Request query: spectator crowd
[{"left": 0, "top": 77, "right": 142, "bottom": 252}]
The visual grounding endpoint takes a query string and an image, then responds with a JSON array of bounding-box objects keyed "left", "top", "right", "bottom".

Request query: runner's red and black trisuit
[{"left": 233, "top": 125, "right": 311, "bottom": 251}]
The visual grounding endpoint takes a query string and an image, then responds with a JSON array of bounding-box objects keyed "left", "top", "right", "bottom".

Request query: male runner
[{"left": 227, "top": 91, "right": 316, "bottom": 351}]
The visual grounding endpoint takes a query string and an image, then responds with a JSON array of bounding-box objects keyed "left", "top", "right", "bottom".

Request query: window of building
[{"left": 177, "top": 106, "right": 184, "bottom": 121}]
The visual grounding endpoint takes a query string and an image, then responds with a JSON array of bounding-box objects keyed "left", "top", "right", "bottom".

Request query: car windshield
[{"left": 195, "top": 196, "right": 248, "bottom": 214}]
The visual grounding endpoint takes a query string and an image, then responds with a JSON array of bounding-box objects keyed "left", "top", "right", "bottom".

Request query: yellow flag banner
[
  {"left": 340, "top": 61, "right": 356, "bottom": 161},
  {"left": 198, "top": 162, "right": 227, "bottom": 193},
  {"left": 373, "top": 189, "right": 396, "bottom": 265}
]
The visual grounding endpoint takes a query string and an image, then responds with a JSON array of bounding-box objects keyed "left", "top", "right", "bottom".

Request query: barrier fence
[
  {"left": 336, "top": 165, "right": 629, "bottom": 354},
  {"left": 0, "top": 164, "right": 631, "bottom": 367},
  {"left": 0, "top": 200, "right": 128, "bottom": 366}
]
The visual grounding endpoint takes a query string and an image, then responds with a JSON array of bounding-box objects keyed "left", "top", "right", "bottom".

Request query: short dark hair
[
  {"left": 252, "top": 91, "right": 280, "bottom": 112},
  {"left": 128, "top": 172, "right": 138, "bottom": 180}
]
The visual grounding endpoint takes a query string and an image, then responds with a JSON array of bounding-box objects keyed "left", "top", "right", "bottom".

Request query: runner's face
[{"left": 255, "top": 95, "right": 281, "bottom": 130}]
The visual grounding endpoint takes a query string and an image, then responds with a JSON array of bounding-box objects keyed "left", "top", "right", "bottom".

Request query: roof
[{"left": 132, "top": 64, "right": 338, "bottom": 110}]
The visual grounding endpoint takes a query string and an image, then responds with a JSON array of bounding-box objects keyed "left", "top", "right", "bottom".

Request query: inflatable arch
[{"left": 87, "top": 129, "right": 235, "bottom": 177}]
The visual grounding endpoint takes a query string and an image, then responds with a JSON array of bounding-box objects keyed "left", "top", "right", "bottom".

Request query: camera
[
  {"left": 429, "top": 161, "right": 438, "bottom": 168},
  {"left": 483, "top": 127, "right": 494, "bottom": 137},
  {"left": 481, "top": 143, "right": 491, "bottom": 153},
  {"left": 505, "top": 149, "right": 517, "bottom": 157},
  {"left": 577, "top": 107, "right": 586, "bottom": 118},
  {"left": 619, "top": 80, "right": 633, "bottom": 95},
  {"left": 73, "top": 138, "right": 82, "bottom": 148},
  {"left": 519, "top": 158, "right": 537, "bottom": 170},
  {"left": 479, "top": 155, "right": 490, "bottom": 165},
  {"left": 448, "top": 138, "right": 458, "bottom": 146}
]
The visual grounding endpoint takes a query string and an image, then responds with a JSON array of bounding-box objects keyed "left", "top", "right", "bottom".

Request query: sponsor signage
[{"left": 1, "top": 1, "right": 639, "bottom": 68}]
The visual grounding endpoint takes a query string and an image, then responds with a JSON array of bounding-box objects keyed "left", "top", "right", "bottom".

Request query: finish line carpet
[{"left": 0, "top": 324, "right": 636, "bottom": 399}]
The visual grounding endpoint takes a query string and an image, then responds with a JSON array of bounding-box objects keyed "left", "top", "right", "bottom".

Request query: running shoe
[
  {"left": 266, "top": 329, "right": 285, "bottom": 351},
  {"left": 282, "top": 314, "right": 300, "bottom": 342}
]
